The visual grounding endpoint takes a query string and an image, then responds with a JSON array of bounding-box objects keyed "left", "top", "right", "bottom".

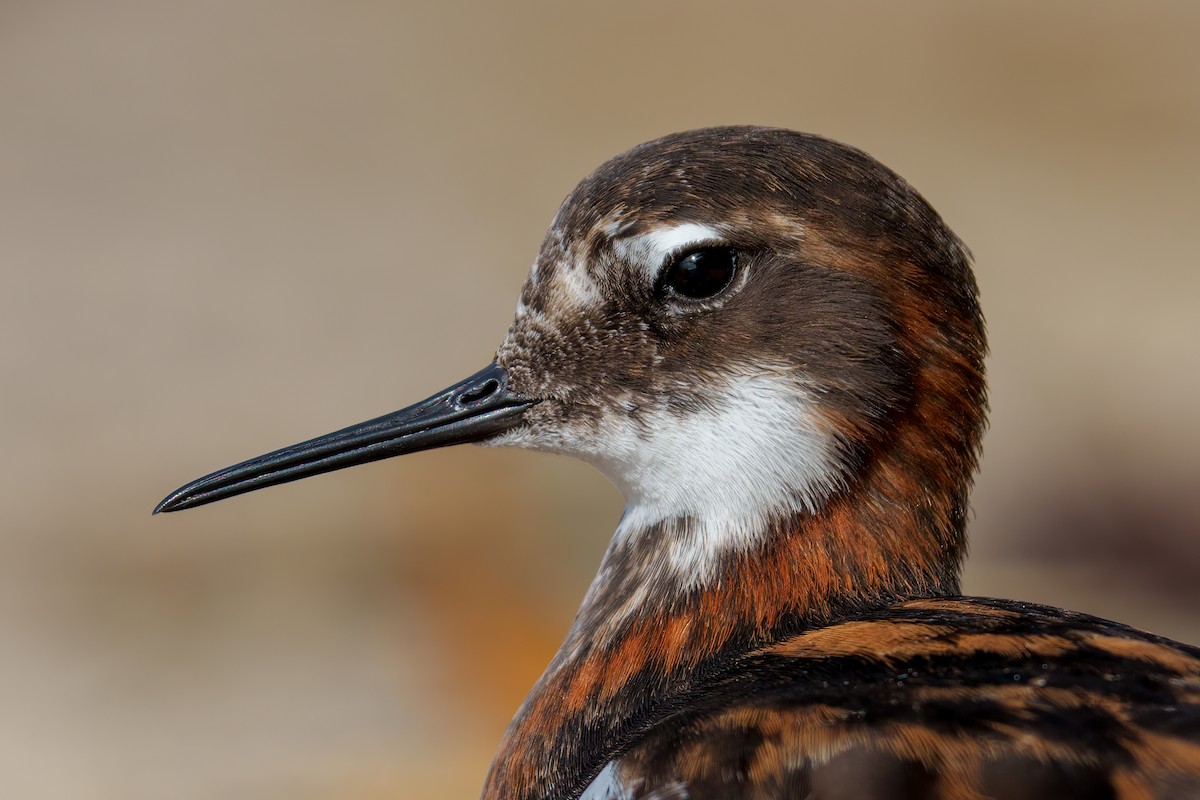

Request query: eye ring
[{"left": 656, "top": 247, "right": 739, "bottom": 301}]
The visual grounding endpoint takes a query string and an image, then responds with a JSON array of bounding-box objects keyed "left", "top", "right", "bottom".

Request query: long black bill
[{"left": 154, "top": 362, "right": 535, "bottom": 514}]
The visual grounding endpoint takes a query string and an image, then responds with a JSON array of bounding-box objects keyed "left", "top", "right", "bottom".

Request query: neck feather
[{"left": 482, "top": 412, "right": 977, "bottom": 800}]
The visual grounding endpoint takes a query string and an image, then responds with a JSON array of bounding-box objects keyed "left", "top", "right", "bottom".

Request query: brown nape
[{"left": 484, "top": 128, "right": 990, "bottom": 800}]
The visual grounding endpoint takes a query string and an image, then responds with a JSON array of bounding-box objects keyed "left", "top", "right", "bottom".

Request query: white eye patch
[{"left": 611, "top": 222, "right": 726, "bottom": 281}]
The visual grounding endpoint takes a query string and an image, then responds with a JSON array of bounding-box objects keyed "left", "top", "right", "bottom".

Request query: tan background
[{"left": 2, "top": 2, "right": 1198, "bottom": 798}]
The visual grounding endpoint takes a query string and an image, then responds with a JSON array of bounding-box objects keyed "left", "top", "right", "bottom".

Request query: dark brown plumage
[
  {"left": 156, "top": 127, "right": 1200, "bottom": 800},
  {"left": 598, "top": 598, "right": 1200, "bottom": 799}
]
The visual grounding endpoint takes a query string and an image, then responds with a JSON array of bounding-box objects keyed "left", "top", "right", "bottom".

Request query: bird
[{"left": 156, "top": 126, "right": 1200, "bottom": 800}]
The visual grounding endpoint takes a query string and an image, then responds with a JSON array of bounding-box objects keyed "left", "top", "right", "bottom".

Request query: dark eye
[{"left": 660, "top": 247, "right": 738, "bottom": 300}]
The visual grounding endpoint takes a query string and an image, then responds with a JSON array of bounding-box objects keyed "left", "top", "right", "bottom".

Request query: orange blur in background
[{"left": 1, "top": 3, "right": 1198, "bottom": 798}]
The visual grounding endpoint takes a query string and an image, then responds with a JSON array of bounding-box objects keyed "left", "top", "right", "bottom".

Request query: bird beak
[{"left": 154, "top": 362, "right": 535, "bottom": 514}]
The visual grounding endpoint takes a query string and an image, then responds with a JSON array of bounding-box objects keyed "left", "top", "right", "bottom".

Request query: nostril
[{"left": 459, "top": 378, "right": 501, "bottom": 406}]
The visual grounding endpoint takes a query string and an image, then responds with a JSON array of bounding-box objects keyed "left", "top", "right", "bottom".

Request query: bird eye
[{"left": 659, "top": 247, "right": 738, "bottom": 300}]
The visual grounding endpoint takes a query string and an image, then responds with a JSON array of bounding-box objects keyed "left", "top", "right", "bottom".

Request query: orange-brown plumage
[
  {"left": 155, "top": 127, "right": 1200, "bottom": 799},
  {"left": 608, "top": 599, "right": 1200, "bottom": 799}
]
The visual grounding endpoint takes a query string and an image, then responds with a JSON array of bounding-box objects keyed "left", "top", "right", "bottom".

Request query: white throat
[
  {"left": 497, "top": 370, "right": 843, "bottom": 586},
  {"left": 605, "top": 372, "right": 841, "bottom": 582}
]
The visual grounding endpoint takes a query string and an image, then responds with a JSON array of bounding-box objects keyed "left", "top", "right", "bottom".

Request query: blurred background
[{"left": 2, "top": 2, "right": 1198, "bottom": 798}]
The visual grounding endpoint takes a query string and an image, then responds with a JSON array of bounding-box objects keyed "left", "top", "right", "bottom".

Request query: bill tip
[{"left": 153, "top": 495, "right": 181, "bottom": 515}]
